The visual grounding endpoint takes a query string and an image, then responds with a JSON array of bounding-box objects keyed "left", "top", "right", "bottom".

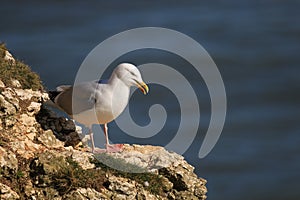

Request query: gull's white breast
[{"left": 72, "top": 81, "right": 130, "bottom": 126}]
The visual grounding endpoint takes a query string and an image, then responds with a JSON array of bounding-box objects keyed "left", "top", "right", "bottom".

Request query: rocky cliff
[{"left": 0, "top": 45, "right": 207, "bottom": 200}]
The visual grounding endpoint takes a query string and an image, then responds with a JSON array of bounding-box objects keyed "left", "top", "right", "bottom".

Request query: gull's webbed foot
[
  {"left": 91, "top": 147, "right": 107, "bottom": 154},
  {"left": 105, "top": 144, "right": 124, "bottom": 153},
  {"left": 91, "top": 144, "right": 124, "bottom": 154}
]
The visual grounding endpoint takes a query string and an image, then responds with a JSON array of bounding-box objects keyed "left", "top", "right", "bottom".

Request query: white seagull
[{"left": 49, "top": 63, "right": 149, "bottom": 153}]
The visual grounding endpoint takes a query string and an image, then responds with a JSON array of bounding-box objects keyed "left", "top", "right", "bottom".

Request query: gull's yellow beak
[{"left": 136, "top": 81, "right": 149, "bottom": 95}]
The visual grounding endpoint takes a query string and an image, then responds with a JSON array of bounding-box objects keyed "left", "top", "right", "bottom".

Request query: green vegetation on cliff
[{"left": 0, "top": 43, "right": 43, "bottom": 90}]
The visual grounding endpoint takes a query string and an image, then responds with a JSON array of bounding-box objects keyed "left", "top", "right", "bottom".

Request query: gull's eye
[
  {"left": 126, "top": 68, "right": 135, "bottom": 76},
  {"left": 130, "top": 71, "right": 135, "bottom": 76}
]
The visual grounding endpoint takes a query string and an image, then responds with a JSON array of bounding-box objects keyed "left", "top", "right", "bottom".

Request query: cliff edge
[{"left": 0, "top": 45, "right": 207, "bottom": 200}]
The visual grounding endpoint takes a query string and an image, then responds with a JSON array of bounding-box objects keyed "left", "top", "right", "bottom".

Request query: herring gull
[{"left": 49, "top": 63, "right": 149, "bottom": 153}]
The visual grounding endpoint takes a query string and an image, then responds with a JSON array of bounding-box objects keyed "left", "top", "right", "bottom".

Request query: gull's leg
[
  {"left": 103, "top": 123, "right": 124, "bottom": 153},
  {"left": 88, "top": 127, "right": 95, "bottom": 153},
  {"left": 103, "top": 123, "right": 110, "bottom": 151},
  {"left": 89, "top": 126, "right": 106, "bottom": 154}
]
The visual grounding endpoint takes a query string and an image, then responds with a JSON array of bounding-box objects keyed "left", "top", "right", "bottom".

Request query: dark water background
[{"left": 1, "top": 1, "right": 300, "bottom": 199}]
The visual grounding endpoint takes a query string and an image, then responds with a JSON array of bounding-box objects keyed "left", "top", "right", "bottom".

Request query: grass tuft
[
  {"left": 47, "top": 155, "right": 165, "bottom": 196},
  {"left": 0, "top": 44, "right": 43, "bottom": 91},
  {"left": 92, "top": 154, "right": 166, "bottom": 196},
  {"left": 51, "top": 157, "right": 106, "bottom": 195}
]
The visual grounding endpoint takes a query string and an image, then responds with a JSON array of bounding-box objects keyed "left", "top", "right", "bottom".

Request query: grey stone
[
  {"left": 0, "top": 79, "right": 5, "bottom": 88},
  {"left": 0, "top": 94, "right": 16, "bottom": 115},
  {"left": 11, "top": 79, "right": 21, "bottom": 88},
  {"left": 3, "top": 50, "right": 15, "bottom": 63},
  {"left": 1, "top": 88, "right": 20, "bottom": 111},
  {"left": 63, "top": 188, "right": 106, "bottom": 200},
  {"left": 38, "top": 129, "right": 64, "bottom": 149},
  {"left": 27, "top": 102, "right": 41, "bottom": 115},
  {"left": 70, "top": 149, "right": 95, "bottom": 170},
  {"left": 0, "top": 183, "right": 20, "bottom": 200},
  {"left": 30, "top": 151, "right": 68, "bottom": 175},
  {"left": 108, "top": 175, "right": 137, "bottom": 197},
  {"left": 0, "top": 146, "right": 18, "bottom": 174},
  {"left": 104, "top": 145, "right": 186, "bottom": 173},
  {"left": 18, "top": 114, "right": 36, "bottom": 127}
]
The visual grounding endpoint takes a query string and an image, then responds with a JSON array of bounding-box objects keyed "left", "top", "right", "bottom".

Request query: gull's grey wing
[{"left": 55, "top": 81, "right": 101, "bottom": 115}]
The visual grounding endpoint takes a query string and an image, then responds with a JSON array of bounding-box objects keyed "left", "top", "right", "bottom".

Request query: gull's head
[{"left": 114, "top": 63, "right": 149, "bottom": 95}]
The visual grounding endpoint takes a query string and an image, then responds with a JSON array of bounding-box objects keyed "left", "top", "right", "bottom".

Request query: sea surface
[{"left": 1, "top": 1, "right": 300, "bottom": 199}]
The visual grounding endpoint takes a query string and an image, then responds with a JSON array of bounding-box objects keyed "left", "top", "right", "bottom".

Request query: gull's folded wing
[{"left": 55, "top": 81, "right": 102, "bottom": 115}]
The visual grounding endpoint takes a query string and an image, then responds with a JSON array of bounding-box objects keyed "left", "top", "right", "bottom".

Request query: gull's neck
[
  {"left": 107, "top": 72, "right": 130, "bottom": 95},
  {"left": 107, "top": 72, "right": 130, "bottom": 117},
  {"left": 108, "top": 72, "right": 128, "bottom": 88},
  {"left": 107, "top": 72, "right": 119, "bottom": 86}
]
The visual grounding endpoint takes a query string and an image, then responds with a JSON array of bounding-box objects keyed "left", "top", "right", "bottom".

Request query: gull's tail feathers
[{"left": 56, "top": 85, "right": 72, "bottom": 92}]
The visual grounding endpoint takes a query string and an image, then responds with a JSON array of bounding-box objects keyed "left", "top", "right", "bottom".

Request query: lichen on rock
[{"left": 0, "top": 45, "right": 207, "bottom": 200}]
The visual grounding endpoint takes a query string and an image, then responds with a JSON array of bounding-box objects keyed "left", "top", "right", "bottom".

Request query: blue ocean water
[{"left": 1, "top": 1, "right": 300, "bottom": 199}]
